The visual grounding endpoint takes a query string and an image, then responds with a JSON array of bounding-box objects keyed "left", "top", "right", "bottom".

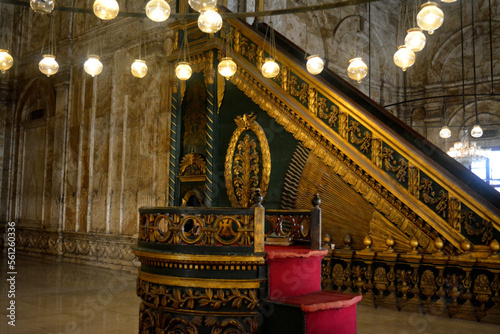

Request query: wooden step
[
  {"left": 266, "top": 245, "right": 328, "bottom": 298},
  {"left": 264, "top": 291, "right": 362, "bottom": 334}
]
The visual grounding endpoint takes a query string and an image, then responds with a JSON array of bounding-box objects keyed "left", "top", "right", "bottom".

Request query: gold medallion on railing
[{"left": 225, "top": 113, "right": 271, "bottom": 208}]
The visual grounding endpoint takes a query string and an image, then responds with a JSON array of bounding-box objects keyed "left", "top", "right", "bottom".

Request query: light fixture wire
[
  {"left": 471, "top": 0, "right": 479, "bottom": 125},
  {"left": 263, "top": 20, "right": 277, "bottom": 61},
  {"left": 176, "top": 21, "right": 190, "bottom": 64},
  {"left": 222, "top": 21, "right": 233, "bottom": 58},
  {"left": 460, "top": 0, "right": 466, "bottom": 128},
  {"left": 488, "top": 0, "right": 494, "bottom": 95}
]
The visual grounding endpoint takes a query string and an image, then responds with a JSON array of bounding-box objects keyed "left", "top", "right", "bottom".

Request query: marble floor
[{"left": 1, "top": 255, "right": 499, "bottom": 333}]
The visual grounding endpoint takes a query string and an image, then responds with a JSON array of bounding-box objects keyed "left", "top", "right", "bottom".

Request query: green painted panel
[{"left": 217, "top": 81, "right": 298, "bottom": 209}]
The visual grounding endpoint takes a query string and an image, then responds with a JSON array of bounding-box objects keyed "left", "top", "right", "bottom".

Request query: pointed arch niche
[{"left": 13, "top": 77, "right": 56, "bottom": 228}]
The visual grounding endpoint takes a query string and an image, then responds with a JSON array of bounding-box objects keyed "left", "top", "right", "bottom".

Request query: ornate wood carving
[
  {"left": 179, "top": 153, "right": 206, "bottom": 178},
  {"left": 225, "top": 113, "right": 271, "bottom": 208}
]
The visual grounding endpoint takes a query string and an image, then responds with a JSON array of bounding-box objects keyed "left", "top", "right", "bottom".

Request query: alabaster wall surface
[
  {"left": 1, "top": 1, "right": 499, "bottom": 268},
  {"left": 0, "top": 3, "right": 176, "bottom": 268}
]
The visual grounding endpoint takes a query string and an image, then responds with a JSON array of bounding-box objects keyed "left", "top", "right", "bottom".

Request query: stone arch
[
  {"left": 16, "top": 77, "right": 56, "bottom": 124},
  {"left": 12, "top": 77, "right": 56, "bottom": 228},
  {"left": 432, "top": 21, "right": 499, "bottom": 85}
]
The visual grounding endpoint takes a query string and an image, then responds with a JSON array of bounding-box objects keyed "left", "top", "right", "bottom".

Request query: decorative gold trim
[
  {"left": 139, "top": 271, "right": 265, "bottom": 289},
  {"left": 179, "top": 175, "right": 206, "bottom": 182},
  {"left": 140, "top": 300, "right": 259, "bottom": 317},
  {"left": 229, "top": 66, "right": 461, "bottom": 254},
  {"left": 225, "top": 113, "right": 271, "bottom": 208},
  {"left": 221, "top": 18, "right": 499, "bottom": 243},
  {"left": 133, "top": 249, "right": 266, "bottom": 265}
]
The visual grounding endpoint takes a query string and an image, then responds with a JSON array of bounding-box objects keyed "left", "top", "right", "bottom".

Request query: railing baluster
[{"left": 311, "top": 194, "right": 321, "bottom": 250}]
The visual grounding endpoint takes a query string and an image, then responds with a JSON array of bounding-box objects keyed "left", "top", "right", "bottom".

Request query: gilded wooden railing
[
  {"left": 138, "top": 192, "right": 322, "bottom": 252},
  {"left": 139, "top": 206, "right": 265, "bottom": 253},
  {"left": 264, "top": 194, "right": 322, "bottom": 249},
  {"left": 322, "top": 236, "right": 500, "bottom": 324}
]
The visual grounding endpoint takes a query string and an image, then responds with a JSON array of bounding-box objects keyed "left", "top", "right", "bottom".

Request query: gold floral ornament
[
  {"left": 179, "top": 153, "right": 206, "bottom": 182},
  {"left": 225, "top": 113, "right": 271, "bottom": 208}
]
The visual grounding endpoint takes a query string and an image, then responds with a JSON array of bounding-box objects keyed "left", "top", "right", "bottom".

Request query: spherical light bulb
[
  {"left": 393, "top": 45, "right": 415, "bottom": 71},
  {"left": 198, "top": 9, "right": 222, "bottom": 34},
  {"left": 417, "top": 2, "right": 444, "bottom": 35},
  {"left": 261, "top": 58, "right": 280, "bottom": 78},
  {"left": 93, "top": 0, "right": 119, "bottom": 20},
  {"left": 30, "top": 0, "right": 55, "bottom": 14},
  {"left": 84, "top": 55, "right": 103, "bottom": 77},
  {"left": 347, "top": 57, "right": 368, "bottom": 83},
  {"left": 439, "top": 126, "right": 451, "bottom": 139},
  {"left": 306, "top": 55, "right": 324, "bottom": 75},
  {"left": 188, "top": 0, "right": 216, "bottom": 12},
  {"left": 145, "top": 0, "right": 170, "bottom": 22},
  {"left": 39, "top": 54, "right": 59, "bottom": 77},
  {"left": 0, "top": 49, "right": 14, "bottom": 74},
  {"left": 218, "top": 57, "right": 237, "bottom": 78},
  {"left": 131, "top": 59, "right": 148, "bottom": 78},
  {"left": 405, "top": 28, "right": 426, "bottom": 52},
  {"left": 470, "top": 125, "right": 483, "bottom": 138},
  {"left": 175, "top": 61, "right": 192, "bottom": 80}
]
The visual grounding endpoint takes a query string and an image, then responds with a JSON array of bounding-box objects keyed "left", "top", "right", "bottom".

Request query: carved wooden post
[
  {"left": 311, "top": 194, "right": 321, "bottom": 250},
  {"left": 253, "top": 189, "right": 265, "bottom": 253}
]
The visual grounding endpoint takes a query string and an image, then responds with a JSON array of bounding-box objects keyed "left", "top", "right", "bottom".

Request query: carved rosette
[{"left": 225, "top": 113, "right": 271, "bottom": 208}]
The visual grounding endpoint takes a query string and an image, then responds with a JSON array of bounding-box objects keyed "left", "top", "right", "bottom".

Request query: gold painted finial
[
  {"left": 460, "top": 239, "right": 472, "bottom": 254},
  {"left": 385, "top": 235, "right": 395, "bottom": 253},
  {"left": 433, "top": 237, "right": 444, "bottom": 254},
  {"left": 363, "top": 234, "right": 373, "bottom": 252},
  {"left": 489, "top": 239, "right": 499, "bottom": 257},
  {"left": 409, "top": 236, "right": 419, "bottom": 254}
]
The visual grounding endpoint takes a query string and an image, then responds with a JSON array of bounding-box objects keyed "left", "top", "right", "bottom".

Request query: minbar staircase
[
  {"left": 135, "top": 193, "right": 361, "bottom": 333},
  {"left": 261, "top": 194, "right": 361, "bottom": 334},
  {"left": 264, "top": 245, "right": 361, "bottom": 334}
]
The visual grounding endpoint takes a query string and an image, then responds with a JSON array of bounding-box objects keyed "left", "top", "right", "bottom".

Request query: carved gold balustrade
[{"left": 322, "top": 234, "right": 500, "bottom": 324}]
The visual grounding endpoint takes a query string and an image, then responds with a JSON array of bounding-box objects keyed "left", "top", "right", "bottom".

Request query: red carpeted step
[
  {"left": 265, "top": 291, "right": 362, "bottom": 334},
  {"left": 266, "top": 245, "right": 328, "bottom": 298}
]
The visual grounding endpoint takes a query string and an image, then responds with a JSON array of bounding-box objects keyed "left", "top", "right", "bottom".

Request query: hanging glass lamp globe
[
  {"left": 131, "top": 59, "right": 148, "bottom": 78},
  {"left": 175, "top": 61, "right": 192, "bottom": 80},
  {"left": 440, "top": 0, "right": 456, "bottom": 3},
  {"left": 393, "top": 45, "right": 415, "bottom": 71},
  {"left": 188, "top": 0, "right": 216, "bottom": 12},
  {"left": 306, "top": 55, "right": 324, "bottom": 75},
  {"left": 84, "top": 55, "right": 103, "bottom": 77},
  {"left": 417, "top": 2, "right": 444, "bottom": 35},
  {"left": 347, "top": 57, "right": 368, "bottom": 83},
  {"left": 439, "top": 126, "right": 451, "bottom": 139},
  {"left": 30, "top": 0, "right": 55, "bottom": 14},
  {"left": 405, "top": 28, "right": 426, "bottom": 52},
  {"left": 198, "top": 9, "right": 223, "bottom": 34},
  {"left": 145, "top": 0, "right": 170, "bottom": 22},
  {"left": 93, "top": 0, "right": 119, "bottom": 20},
  {"left": 470, "top": 125, "right": 483, "bottom": 138},
  {"left": 218, "top": 57, "right": 237, "bottom": 78},
  {"left": 39, "top": 54, "right": 59, "bottom": 77},
  {"left": 0, "top": 49, "right": 14, "bottom": 74},
  {"left": 261, "top": 58, "right": 280, "bottom": 78}
]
